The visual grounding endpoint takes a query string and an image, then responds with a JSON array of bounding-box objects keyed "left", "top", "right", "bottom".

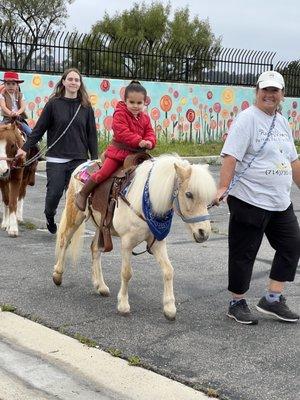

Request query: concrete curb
[{"left": 0, "top": 311, "right": 209, "bottom": 400}]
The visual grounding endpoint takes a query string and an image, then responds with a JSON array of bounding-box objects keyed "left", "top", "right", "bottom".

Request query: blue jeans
[{"left": 19, "top": 121, "right": 32, "bottom": 136}]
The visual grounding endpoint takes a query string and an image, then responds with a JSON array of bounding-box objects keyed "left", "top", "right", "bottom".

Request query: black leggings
[
  {"left": 44, "top": 159, "right": 85, "bottom": 218},
  {"left": 227, "top": 196, "right": 300, "bottom": 294}
]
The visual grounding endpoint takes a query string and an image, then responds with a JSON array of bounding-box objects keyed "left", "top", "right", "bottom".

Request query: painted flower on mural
[
  {"left": 176, "top": 106, "right": 182, "bottom": 113},
  {"left": 32, "top": 75, "right": 42, "bottom": 88},
  {"left": 150, "top": 108, "right": 160, "bottom": 121},
  {"left": 48, "top": 80, "right": 54, "bottom": 88},
  {"left": 171, "top": 114, "right": 177, "bottom": 122},
  {"left": 210, "top": 120, "right": 217, "bottom": 130},
  {"left": 163, "top": 118, "right": 170, "bottom": 128},
  {"left": 209, "top": 107, "right": 213, "bottom": 114},
  {"left": 35, "top": 96, "right": 42, "bottom": 105},
  {"left": 221, "top": 109, "right": 229, "bottom": 119},
  {"left": 194, "top": 121, "right": 201, "bottom": 130},
  {"left": 100, "top": 79, "right": 110, "bottom": 92},
  {"left": 104, "top": 100, "right": 110, "bottom": 110},
  {"left": 145, "top": 96, "right": 151, "bottom": 106},
  {"left": 241, "top": 101, "right": 250, "bottom": 111},
  {"left": 233, "top": 106, "right": 239, "bottom": 114},
  {"left": 28, "top": 102, "right": 36, "bottom": 111},
  {"left": 292, "top": 101, "right": 297, "bottom": 109},
  {"left": 173, "top": 90, "right": 179, "bottom": 99},
  {"left": 213, "top": 102, "right": 221, "bottom": 113},
  {"left": 168, "top": 87, "right": 173, "bottom": 94},
  {"left": 186, "top": 109, "right": 195, "bottom": 123},
  {"left": 222, "top": 88, "right": 235, "bottom": 104},
  {"left": 111, "top": 99, "right": 118, "bottom": 109},
  {"left": 96, "top": 123, "right": 100, "bottom": 130},
  {"left": 94, "top": 109, "right": 101, "bottom": 118},
  {"left": 207, "top": 91, "right": 213, "bottom": 100},
  {"left": 119, "top": 87, "right": 126, "bottom": 101},
  {"left": 90, "top": 94, "right": 98, "bottom": 106},
  {"left": 27, "top": 119, "right": 35, "bottom": 128},
  {"left": 180, "top": 97, "right": 187, "bottom": 106},
  {"left": 36, "top": 108, "right": 43, "bottom": 117},
  {"left": 103, "top": 116, "right": 113, "bottom": 130},
  {"left": 160, "top": 95, "right": 172, "bottom": 112},
  {"left": 192, "top": 97, "right": 199, "bottom": 106},
  {"left": 291, "top": 110, "right": 297, "bottom": 118},
  {"left": 44, "top": 96, "right": 49, "bottom": 103}
]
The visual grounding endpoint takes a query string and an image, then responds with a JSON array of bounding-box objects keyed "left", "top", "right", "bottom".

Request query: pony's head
[
  {"left": 0, "top": 123, "right": 23, "bottom": 179},
  {"left": 174, "top": 162, "right": 216, "bottom": 243}
]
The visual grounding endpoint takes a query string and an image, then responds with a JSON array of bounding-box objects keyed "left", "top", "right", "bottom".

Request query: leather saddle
[{"left": 90, "top": 152, "right": 151, "bottom": 252}]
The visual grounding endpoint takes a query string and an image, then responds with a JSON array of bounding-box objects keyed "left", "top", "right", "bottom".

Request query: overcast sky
[{"left": 66, "top": 0, "right": 300, "bottom": 62}]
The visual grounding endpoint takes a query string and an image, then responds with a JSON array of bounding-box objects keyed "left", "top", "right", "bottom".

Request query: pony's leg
[
  {"left": 150, "top": 239, "right": 176, "bottom": 320},
  {"left": 17, "top": 178, "right": 27, "bottom": 222},
  {"left": 90, "top": 228, "right": 110, "bottom": 296},
  {"left": 0, "top": 183, "right": 9, "bottom": 229},
  {"left": 7, "top": 179, "right": 21, "bottom": 237},
  {"left": 53, "top": 209, "right": 85, "bottom": 286},
  {"left": 117, "top": 237, "right": 134, "bottom": 315}
]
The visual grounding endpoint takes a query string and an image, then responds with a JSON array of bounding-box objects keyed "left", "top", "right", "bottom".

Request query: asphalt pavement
[{"left": 0, "top": 166, "right": 299, "bottom": 400}]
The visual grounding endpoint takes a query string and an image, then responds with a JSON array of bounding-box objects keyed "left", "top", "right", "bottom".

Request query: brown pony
[{"left": 0, "top": 122, "right": 37, "bottom": 237}]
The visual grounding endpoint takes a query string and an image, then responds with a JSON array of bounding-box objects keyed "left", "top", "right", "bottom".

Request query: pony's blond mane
[{"left": 127, "top": 154, "right": 216, "bottom": 215}]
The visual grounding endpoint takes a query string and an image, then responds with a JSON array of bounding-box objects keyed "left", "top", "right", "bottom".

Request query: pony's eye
[{"left": 185, "top": 192, "right": 193, "bottom": 199}]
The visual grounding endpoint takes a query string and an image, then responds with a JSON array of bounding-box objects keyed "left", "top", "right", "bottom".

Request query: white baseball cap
[{"left": 257, "top": 71, "right": 285, "bottom": 89}]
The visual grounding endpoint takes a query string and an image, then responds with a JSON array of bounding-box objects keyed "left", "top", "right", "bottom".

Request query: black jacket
[{"left": 23, "top": 97, "right": 98, "bottom": 160}]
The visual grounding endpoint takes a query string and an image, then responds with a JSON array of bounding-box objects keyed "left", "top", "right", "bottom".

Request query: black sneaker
[
  {"left": 46, "top": 216, "right": 57, "bottom": 234},
  {"left": 256, "top": 296, "right": 299, "bottom": 322},
  {"left": 227, "top": 299, "right": 258, "bottom": 325}
]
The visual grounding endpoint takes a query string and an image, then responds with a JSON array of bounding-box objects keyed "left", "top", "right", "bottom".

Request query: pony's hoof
[
  {"left": 117, "top": 304, "right": 130, "bottom": 315},
  {"left": 94, "top": 283, "right": 110, "bottom": 297},
  {"left": 163, "top": 305, "right": 176, "bottom": 321},
  {"left": 53, "top": 272, "right": 62, "bottom": 286},
  {"left": 8, "top": 231, "right": 18, "bottom": 238}
]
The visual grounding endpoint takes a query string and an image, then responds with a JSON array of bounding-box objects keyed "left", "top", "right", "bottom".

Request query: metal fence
[{"left": 0, "top": 25, "right": 299, "bottom": 96}]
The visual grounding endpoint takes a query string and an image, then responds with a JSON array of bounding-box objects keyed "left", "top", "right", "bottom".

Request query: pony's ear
[{"left": 174, "top": 163, "right": 192, "bottom": 182}]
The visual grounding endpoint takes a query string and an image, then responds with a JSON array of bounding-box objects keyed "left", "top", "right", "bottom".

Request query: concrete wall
[{"left": 2, "top": 72, "right": 299, "bottom": 142}]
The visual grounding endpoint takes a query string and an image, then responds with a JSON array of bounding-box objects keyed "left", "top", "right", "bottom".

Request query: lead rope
[{"left": 19, "top": 104, "right": 82, "bottom": 168}]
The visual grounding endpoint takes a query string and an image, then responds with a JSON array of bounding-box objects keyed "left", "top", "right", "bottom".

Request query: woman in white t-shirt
[
  {"left": 0, "top": 71, "right": 31, "bottom": 136},
  {"left": 215, "top": 71, "right": 300, "bottom": 325}
]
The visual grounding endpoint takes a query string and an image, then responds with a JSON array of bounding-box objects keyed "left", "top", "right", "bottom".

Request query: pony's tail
[{"left": 55, "top": 178, "right": 86, "bottom": 265}]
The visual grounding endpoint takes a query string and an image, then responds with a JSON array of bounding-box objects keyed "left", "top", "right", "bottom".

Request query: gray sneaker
[
  {"left": 256, "top": 296, "right": 299, "bottom": 323},
  {"left": 227, "top": 299, "right": 258, "bottom": 325}
]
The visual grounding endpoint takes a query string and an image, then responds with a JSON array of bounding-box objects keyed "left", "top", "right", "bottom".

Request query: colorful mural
[{"left": 1, "top": 73, "right": 300, "bottom": 142}]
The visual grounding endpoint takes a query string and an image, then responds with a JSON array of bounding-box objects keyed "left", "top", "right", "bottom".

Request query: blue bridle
[{"left": 171, "top": 181, "right": 211, "bottom": 224}]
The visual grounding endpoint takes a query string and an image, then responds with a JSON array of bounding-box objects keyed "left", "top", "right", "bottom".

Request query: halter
[{"left": 171, "top": 180, "right": 210, "bottom": 223}]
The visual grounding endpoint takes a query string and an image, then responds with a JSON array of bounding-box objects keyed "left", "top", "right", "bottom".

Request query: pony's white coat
[{"left": 53, "top": 154, "right": 217, "bottom": 319}]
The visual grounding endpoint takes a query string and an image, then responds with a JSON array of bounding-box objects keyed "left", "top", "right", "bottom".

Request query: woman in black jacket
[{"left": 17, "top": 68, "right": 98, "bottom": 234}]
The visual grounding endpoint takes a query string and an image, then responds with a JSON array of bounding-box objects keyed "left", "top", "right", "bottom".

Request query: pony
[
  {"left": 0, "top": 122, "right": 37, "bottom": 237},
  {"left": 53, "top": 154, "right": 217, "bottom": 320}
]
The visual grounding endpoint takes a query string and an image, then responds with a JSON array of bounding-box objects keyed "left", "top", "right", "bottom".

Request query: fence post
[{"left": 185, "top": 58, "right": 190, "bottom": 82}]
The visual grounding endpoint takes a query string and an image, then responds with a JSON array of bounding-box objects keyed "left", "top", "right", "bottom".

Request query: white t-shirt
[
  {"left": 0, "top": 92, "right": 25, "bottom": 112},
  {"left": 221, "top": 105, "right": 298, "bottom": 211}
]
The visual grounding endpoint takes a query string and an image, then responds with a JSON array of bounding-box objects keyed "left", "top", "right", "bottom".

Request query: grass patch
[
  {"left": 74, "top": 333, "right": 97, "bottom": 348},
  {"left": 99, "top": 138, "right": 300, "bottom": 157},
  {"left": 207, "top": 388, "right": 219, "bottom": 398},
  {"left": 107, "top": 348, "right": 122, "bottom": 357},
  {"left": 128, "top": 355, "right": 141, "bottom": 366},
  {"left": 19, "top": 221, "right": 37, "bottom": 230},
  {"left": 1, "top": 304, "right": 16, "bottom": 312}
]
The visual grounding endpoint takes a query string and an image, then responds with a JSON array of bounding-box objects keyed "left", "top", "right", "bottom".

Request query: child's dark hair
[{"left": 124, "top": 80, "right": 147, "bottom": 100}]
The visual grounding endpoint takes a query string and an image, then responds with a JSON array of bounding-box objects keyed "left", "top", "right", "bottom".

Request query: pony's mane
[{"left": 128, "top": 154, "right": 216, "bottom": 215}]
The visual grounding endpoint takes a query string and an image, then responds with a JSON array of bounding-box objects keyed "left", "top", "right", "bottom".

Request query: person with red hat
[{"left": 0, "top": 71, "right": 32, "bottom": 136}]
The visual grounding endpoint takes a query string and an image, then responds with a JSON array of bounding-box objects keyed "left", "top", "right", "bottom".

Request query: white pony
[{"left": 53, "top": 154, "right": 216, "bottom": 320}]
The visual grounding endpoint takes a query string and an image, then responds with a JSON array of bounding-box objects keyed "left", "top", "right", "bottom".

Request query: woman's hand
[
  {"left": 16, "top": 148, "right": 27, "bottom": 159},
  {"left": 213, "top": 187, "right": 228, "bottom": 206}
]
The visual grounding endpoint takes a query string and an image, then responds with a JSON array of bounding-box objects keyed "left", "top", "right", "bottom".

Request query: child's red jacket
[{"left": 105, "top": 101, "right": 156, "bottom": 161}]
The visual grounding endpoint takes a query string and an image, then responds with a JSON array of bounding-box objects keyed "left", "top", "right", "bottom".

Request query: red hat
[{"left": 1, "top": 71, "right": 24, "bottom": 83}]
